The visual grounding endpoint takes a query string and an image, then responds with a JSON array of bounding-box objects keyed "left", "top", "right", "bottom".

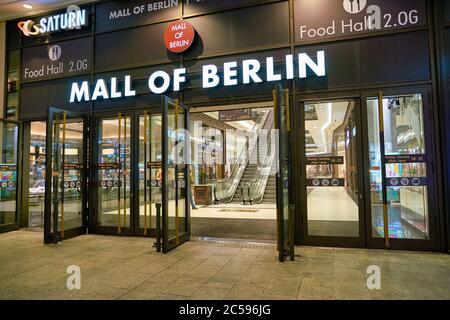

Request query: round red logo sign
[{"left": 164, "top": 20, "right": 195, "bottom": 53}]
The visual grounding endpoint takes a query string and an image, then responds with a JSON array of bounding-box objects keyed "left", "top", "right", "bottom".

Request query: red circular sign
[{"left": 164, "top": 20, "right": 195, "bottom": 53}]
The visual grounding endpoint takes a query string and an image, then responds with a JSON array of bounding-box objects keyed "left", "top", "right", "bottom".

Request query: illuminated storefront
[{"left": 1, "top": 0, "right": 450, "bottom": 256}]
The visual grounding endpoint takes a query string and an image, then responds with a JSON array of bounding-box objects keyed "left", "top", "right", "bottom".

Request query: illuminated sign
[
  {"left": 164, "top": 20, "right": 195, "bottom": 53},
  {"left": 18, "top": 6, "right": 88, "bottom": 37},
  {"left": 69, "top": 51, "right": 326, "bottom": 103}
]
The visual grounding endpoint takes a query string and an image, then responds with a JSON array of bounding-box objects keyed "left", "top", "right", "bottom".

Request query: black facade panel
[
  {"left": 183, "top": 81, "right": 285, "bottom": 105},
  {"left": 184, "top": 1, "right": 289, "bottom": 59},
  {"left": 20, "top": 76, "right": 91, "bottom": 119},
  {"left": 92, "top": 63, "right": 180, "bottom": 111},
  {"left": 444, "top": 0, "right": 450, "bottom": 23},
  {"left": 16, "top": 6, "right": 94, "bottom": 47},
  {"left": 296, "top": 31, "right": 431, "bottom": 91},
  {"left": 95, "top": 0, "right": 180, "bottom": 33},
  {"left": 183, "top": 48, "right": 290, "bottom": 103},
  {"left": 183, "top": 0, "right": 277, "bottom": 16},
  {"left": 6, "top": 22, "right": 20, "bottom": 49},
  {"left": 94, "top": 22, "right": 180, "bottom": 71}
]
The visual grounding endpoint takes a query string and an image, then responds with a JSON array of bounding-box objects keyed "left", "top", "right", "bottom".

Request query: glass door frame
[
  {"left": 361, "top": 85, "right": 441, "bottom": 251},
  {"left": 44, "top": 107, "right": 88, "bottom": 244},
  {"left": 91, "top": 110, "right": 136, "bottom": 236},
  {"left": 274, "top": 84, "right": 295, "bottom": 261},
  {"left": 161, "top": 96, "right": 191, "bottom": 253},
  {"left": 297, "top": 94, "right": 367, "bottom": 248}
]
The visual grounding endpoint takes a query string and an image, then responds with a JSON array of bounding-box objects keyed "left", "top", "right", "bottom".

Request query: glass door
[
  {"left": 161, "top": 96, "right": 190, "bottom": 253},
  {"left": 364, "top": 88, "right": 438, "bottom": 250},
  {"left": 301, "top": 98, "right": 366, "bottom": 247},
  {"left": 44, "top": 108, "right": 87, "bottom": 244},
  {"left": 93, "top": 113, "right": 132, "bottom": 235},
  {"left": 138, "top": 111, "right": 163, "bottom": 237},
  {"left": 274, "top": 84, "right": 294, "bottom": 261}
]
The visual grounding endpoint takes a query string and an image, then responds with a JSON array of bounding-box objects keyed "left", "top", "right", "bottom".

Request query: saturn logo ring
[{"left": 18, "top": 20, "right": 42, "bottom": 36}]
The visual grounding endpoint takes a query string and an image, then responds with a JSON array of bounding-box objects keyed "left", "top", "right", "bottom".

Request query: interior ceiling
[
  {"left": 305, "top": 101, "right": 350, "bottom": 155},
  {"left": 0, "top": 0, "right": 97, "bottom": 22}
]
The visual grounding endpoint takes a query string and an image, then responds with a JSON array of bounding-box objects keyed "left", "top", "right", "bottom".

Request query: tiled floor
[{"left": 0, "top": 230, "right": 449, "bottom": 300}]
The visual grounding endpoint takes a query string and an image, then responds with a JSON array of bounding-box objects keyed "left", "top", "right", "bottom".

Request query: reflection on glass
[
  {"left": 97, "top": 117, "right": 131, "bottom": 229},
  {"left": 139, "top": 114, "right": 163, "bottom": 232},
  {"left": 57, "top": 121, "right": 84, "bottom": 231},
  {"left": 367, "top": 94, "right": 429, "bottom": 240},
  {"left": 167, "top": 103, "right": 187, "bottom": 245},
  {"left": 28, "top": 122, "right": 46, "bottom": 227},
  {"left": 305, "top": 100, "right": 359, "bottom": 237},
  {"left": 0, "top": 122, "right": 18, "bottom": 226}
]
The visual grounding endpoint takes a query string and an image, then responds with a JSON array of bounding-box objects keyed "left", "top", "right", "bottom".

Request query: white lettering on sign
[
  {"left": 19, "top": 8, "right": 87, "bottom": 36},
  {"left": 69, "top": 51, "right": 326, "bottom": 103},
  {"left": 109, "top": 0, "right": 179, "bottom": 20}
]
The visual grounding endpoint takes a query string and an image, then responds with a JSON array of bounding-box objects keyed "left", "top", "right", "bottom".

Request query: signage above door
[
  {"left": 164, "top": 20, "right": 196, "bottom": 53},
  {"left": 17, "top": 5, "right": 89, "bottom": 37},
  {"left": 294, "top": 0, "right": 427, "bottom": 43}
]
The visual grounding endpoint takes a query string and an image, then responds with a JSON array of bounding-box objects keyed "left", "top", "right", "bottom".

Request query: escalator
[
  {"left": 233, "top": 109, "right": 276, "bottom": 204},
  {"left": 214, "top": 109, "right": 271, "bottom": 203}
]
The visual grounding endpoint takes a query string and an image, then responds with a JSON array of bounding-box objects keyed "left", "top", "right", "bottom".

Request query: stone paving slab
[{"left": 0, "top": 231, "right": 449, "bottom": 300}]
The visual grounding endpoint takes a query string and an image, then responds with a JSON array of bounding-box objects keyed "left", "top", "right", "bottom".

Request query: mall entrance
[
  {"left": 20, "top": 86, "right": 294, "bottom": 260},
  {"left": 41, "top": 97, "right": 190, "bottom": 253},
  {"left": 298, "top": 86, "right": 440, "bottom": 251}
]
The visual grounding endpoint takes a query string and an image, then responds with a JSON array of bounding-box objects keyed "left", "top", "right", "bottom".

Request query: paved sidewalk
[{"left": 0, "top": 230, "right": 449, "bottom": 300}]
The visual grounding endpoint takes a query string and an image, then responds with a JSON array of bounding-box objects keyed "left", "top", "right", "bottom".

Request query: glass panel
[
  {"left": 367, "top": 94, "right": 429, "bottom": 240},
  {"left": 97, "top": 116, "right": 131, "bottom": 230},
  {"left": 305, "top": 100, "right": 360, "bottom": 237},
  {"left": 0, "top": 122, "right": 18, "bottom": 226},
  {"left": 166, "top": 102, "right": 187, "bottom": 246},
  {"left": 139, "top": 114, "right": 163, "bottom": 232},
  {"left": 59, "top": 120, "right": 84, "bottom": 232},
  {"left": 29, "top": 122, "right": 46, "bottom": 227}
]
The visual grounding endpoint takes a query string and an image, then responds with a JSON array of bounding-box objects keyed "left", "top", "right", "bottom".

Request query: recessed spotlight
[{"left": 23, "top": 4, "right": 33, "bottom": 9}]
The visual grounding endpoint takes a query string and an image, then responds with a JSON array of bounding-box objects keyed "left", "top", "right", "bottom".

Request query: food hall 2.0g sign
[
  {"left": 294, "top": 0, "right": 427, "bottom": 43},
  {"left": 22, "top": 37, "right": 92, "bottom": 82}
]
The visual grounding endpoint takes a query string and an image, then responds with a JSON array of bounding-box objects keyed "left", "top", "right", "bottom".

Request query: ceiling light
[{"left": 23, "top": 4, "right": 33, "bottom": 9}]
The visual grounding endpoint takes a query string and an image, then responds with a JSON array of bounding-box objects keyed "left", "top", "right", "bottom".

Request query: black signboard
[
  {"left": 63, "top": 163, "right": 83, "bottom": 170},
  {"left": 0, "top": 164, "right": 17, "bottom": 171},
  {"left": 294, "top": 0, "right": 427, "bottom": 43},
  {"left": 99, "top": 180, "right": 123, "bottom": 188},
  {"left": 0, "top": 181, "right": 16, "bottom": 189},
  {"left": 183, "top": 0, "right": 275, "bottom": 16},
  {"left": 306, "top": 156, "right": 344, "bottom": 165},
  {"left": 22, "top": 37, "right": 92, "bottom": 82},
  {"left": 97, "top": 163, "right": 120, "bottom": 170},
  {"left": 148, "top": 180, "right": 163, "bottom": 187},
  {"left": 146, "top": 180, "right": 185, "bottom": 188},
  {"left": 147, "top": 161, "right": 163, "bottom": 169},
  {"left": 96, "top": 0, "right": 180, "bottom": 33},
  {"left": 62, "top": 180, "right": 82, "bottom": 189},
  {"left": 384, "top": 154, "right": 426, "bottom": 164},
  {"left": 219, "top": 109, "right": 252, "bottom": 122},
  {"left": 386, "top": 177, "right": 427, "bottom": 187},
  {"left": 307, "top": 178, "right": 345, "bottom": 187}
]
